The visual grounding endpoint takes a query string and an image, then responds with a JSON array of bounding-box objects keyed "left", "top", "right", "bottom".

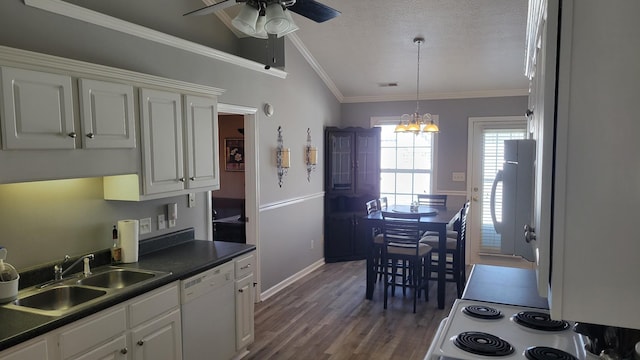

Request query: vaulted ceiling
[{"left": 208, "top": 0, "right": 530, "bottom": 103}]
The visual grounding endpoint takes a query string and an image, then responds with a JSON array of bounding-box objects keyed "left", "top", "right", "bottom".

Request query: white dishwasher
[{"left": 181, "top": 261, "right": 236, "bottom": 360}]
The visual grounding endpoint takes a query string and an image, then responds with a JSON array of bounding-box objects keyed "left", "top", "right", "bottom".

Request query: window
[
  {"left": 480, "top": 129, "right": 526, "bottom": 252},
  {"left": 373, "top": 119, "right": 436, "bottom": 205}
]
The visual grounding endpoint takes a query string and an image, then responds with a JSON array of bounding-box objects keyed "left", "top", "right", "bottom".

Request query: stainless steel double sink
[{"left": 4, "top": 267, "right": 171, "bottom": 317}]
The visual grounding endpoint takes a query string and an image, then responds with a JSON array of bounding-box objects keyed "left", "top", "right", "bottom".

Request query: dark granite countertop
[
  {"left": 461, "top": 264, "right": 549, "bottom": 309},
  {"left": 0, "top": 229, "right": 255, "bottom": 351}
]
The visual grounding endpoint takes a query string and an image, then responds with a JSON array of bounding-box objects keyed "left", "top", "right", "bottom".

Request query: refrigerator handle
[{"left": 490, "top": 170, "right": 503, "bottom": 234}]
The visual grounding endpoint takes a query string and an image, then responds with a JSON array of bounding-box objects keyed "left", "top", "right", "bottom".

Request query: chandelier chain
[{"left": 415, "top": 38, "right": 421, "bottom": 115}]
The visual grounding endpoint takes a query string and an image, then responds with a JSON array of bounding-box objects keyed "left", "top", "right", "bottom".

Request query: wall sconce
[
  {"left": 305, "top": 128, "right": 317, "bottom": 182},
  {"left": 276, "top": 126, "right": 290, "bottom": 187}
]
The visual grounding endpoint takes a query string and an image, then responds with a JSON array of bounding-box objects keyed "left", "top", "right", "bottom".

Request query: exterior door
[{"left": 467, "top": 116, "right": 531, "bottom": 268}]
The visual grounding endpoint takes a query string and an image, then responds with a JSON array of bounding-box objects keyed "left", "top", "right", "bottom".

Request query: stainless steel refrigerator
[{"left": 490, "top": 139, "right": 535, "bottom": 261}]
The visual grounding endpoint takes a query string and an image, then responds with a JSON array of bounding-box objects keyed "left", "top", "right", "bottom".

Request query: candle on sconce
[
  {"left": 281, "top": 148, "right": 291, "bottom": 168},
  {"left": 308, "top": 146, "right": 318, "bottom": 165}
]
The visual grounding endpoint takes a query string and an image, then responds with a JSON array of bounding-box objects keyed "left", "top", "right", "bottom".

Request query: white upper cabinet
[
  {"left": 0, "top": 66, "right": 76, "bottom": 150},
  {"left": 139, "top": 88, "right": 185, "bottom": 195},
  {"left": 184, "top": 95, "right": 219, "bottom": 190},
  {"left": 79, "top": 79, "right": 136, "bottom": 149}
]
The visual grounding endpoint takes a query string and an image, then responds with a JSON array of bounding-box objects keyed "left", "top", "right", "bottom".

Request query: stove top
[{"left": 426, "top": 299, "right": 592, "bottom": 360}]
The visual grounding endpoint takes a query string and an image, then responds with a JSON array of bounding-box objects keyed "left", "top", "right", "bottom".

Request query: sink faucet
[{"left": 54, "top": 254, "right": 94, "bottom": 281}]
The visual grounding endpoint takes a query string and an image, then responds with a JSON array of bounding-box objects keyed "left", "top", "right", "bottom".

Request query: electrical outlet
[
  {"left": 452, "top": 172, "right": 466, "bottom": 182},
  {"left": 188, "top": 193, "right": 195, "bottom": 208},
  {"left": 139, "top": 217, "right": 152, "bottom": 234},
  {"left": 169, "top": 219, "right": 176, "bottom": 228},
  {"left": 158, "top": 214, "right": 166, "bottom": 230}
]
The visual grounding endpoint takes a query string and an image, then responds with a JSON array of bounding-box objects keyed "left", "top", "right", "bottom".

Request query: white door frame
[
  {"left": 208, "top": 103, "right": 262, "bottom": 300},
  {"left": 466, "top": 116, "right": 533, "bottom": 269}
]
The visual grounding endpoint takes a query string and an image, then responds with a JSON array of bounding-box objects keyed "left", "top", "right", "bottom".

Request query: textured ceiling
[{"left": 217, "top": 0, "right": 530, "bottom": 102}]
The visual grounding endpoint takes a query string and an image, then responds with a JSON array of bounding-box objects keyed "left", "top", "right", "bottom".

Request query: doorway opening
[{"left": 467, "top": 116, "right": 532, "bottom": 269}]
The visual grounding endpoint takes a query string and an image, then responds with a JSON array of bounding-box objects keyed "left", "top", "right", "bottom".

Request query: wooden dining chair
[
  {"left": 416, "top": 194, "right": 448, "bottom": 207},
  {"left": 378, "top": 196, "right": 388, "bottom": 210},
  {"left": 366, "top": 200, "right": 385, "bottom": 282},
  {"left": 381, "top": 211, "right": 433, "bottom": 313},
  {"left": 420, "top": 201, "right": 470, "bottom": 297}
]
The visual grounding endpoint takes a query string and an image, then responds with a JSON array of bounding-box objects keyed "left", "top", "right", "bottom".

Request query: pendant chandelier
[{"left": 395, "top": 36, "right": 439, "bottom": 134}]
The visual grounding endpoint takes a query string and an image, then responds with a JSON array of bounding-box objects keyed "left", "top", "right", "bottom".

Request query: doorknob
[
  {"left": 524, "top": 224, "right": 536, "bottom": 243},
  {"left": 472, "top": 196, "right": 479, "bottom": 202}
]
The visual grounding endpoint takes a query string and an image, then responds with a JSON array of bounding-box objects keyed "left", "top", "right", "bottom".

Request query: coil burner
[
  {"left": 462, "top": 304, "right": 504, "bottom": 320},
  {"left": 525, "top": 346, "right": 579, "bottom": 360},
  {"left": 453, "top": 331, "right": 514, "bottom": 357}
]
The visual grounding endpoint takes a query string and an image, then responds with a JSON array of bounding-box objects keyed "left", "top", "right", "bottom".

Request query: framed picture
[{"left": 225, "top": 138, "right": 245, "bottom": 172}]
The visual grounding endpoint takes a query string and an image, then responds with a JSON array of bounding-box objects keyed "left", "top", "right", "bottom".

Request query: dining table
[{"left": 359, "top": 204, "right": 460, "bottom": 309}]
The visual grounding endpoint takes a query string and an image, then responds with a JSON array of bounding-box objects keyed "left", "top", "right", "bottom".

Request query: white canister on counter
[{"left": 0, "top": 247, "right": 19, "bottom": 303}]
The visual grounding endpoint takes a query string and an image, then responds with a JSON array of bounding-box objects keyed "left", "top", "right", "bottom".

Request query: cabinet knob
[
  {"left": 239, "top": 288, "right": 244, "bottom": 293},
  {"left": 190, "top": 177, "right": 195, "bottom": 181},
  {"left": 179, "top": 178, "right": 185, "bottom": 182},
  {"left": 120, "top": 348, "right": 128, "bottom": 354},
  {"left": 68, "top": 132, "right": 77, "bottom": 138},
  {"left": 86, "top": 133, "right": 95, "bottom": 139},
  {"left": 137, "top": 340, "right": 145, "bottom": 346},
  {"left": 525, "top": 109, "right": 534, "bottom": 117}
]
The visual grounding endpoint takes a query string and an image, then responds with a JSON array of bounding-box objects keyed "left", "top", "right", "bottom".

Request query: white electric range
[{"left": 425, "top": 299, "right": 597, "bottom": 360}]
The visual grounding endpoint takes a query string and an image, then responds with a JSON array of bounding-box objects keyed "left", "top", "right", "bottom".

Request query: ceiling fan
[{"left": 184, "top": 0, "right": 340, "bottom": 39}]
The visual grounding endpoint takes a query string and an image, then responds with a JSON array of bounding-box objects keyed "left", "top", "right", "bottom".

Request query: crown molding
[{"left": 24, "top": 0, "right": 287, "bottom": 79}]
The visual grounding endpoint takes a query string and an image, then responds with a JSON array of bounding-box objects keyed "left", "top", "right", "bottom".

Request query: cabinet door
[
  {"left": 324, "top": 214, "right": 355, "bottom": 261},
  {"left": 131, "top": 309, "right": 182, "bottom": 360},
  {"left": 326, "top": 131, "right": 354, "bottom": 192},
  {"left": 0, "top": 66, "right": 75, "bottom": 150},
  {"left": 79, "top": 79, "right": 136, "bottom": 149},
  {"left": 0, "top": 337, "right": 50, "bottom": 360},
  {"left": 139, "top": 88, "right": 185, "bottom": 194},
  {"left": 354, "top": 129, "right": 380, "bottom": 195},
  {"left": 235, "top": 273, "right": 254, "bottom": 351},
  {"left": 70, "top": 335, "right": 128, "bottom": 360},
  {"left": 183, "top": 95, "right": 219, "bottom": 190}
]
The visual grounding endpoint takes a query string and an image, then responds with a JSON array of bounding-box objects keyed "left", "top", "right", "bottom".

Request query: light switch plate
[
  {"left": 139, "top": 217, "right": 152, "bottom": 234},
  {"left": 188, "top": 193, "right": 195, "bottom": 208},
  {"left": 452, "top": 172, "right": 466, "bottom": 182},
  {"left": 157, "top": 214, "right": 166, "bottom": 230}
]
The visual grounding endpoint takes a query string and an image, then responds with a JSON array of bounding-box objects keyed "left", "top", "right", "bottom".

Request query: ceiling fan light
[
  {"left": 277, "top": 9, "right": 299, "bottom": 37},
  {"left": 264, "top": 3, "right": 290, "bottom": 34},
  {"left": 254, "top": 16, "right": 268, "bottom": 39},
  {"left": 231, "top": 3, "right": 259, "bottom": 35}
]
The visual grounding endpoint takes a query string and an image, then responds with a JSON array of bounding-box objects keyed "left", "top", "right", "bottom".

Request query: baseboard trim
[{"left": 259, "top": 258, "right": 325, "bottom": 301}]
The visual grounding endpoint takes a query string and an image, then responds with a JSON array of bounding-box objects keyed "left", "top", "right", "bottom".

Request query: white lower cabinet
[
  {"left": 0, "top": 282, "right": 183, "bottom": 360},
  {"left": 130, "top": 309, "right": 182, "bottom": 360},
  {"left": 70, "top": 335, "right": 128, "bottom": 360},
  {"left": 234, "top": 252, "right": 255, "bottom": 352},
  {"left": 0, "top": 336, "right": 51, "bottom": 360}
]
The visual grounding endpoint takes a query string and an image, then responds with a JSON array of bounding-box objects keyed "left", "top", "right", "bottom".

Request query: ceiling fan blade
[
  {"left": 288, "top": 0, "right": 340, "bottom": 23},
  {"left": 183, "top": 0, "right": 244, "bottom": 16}
]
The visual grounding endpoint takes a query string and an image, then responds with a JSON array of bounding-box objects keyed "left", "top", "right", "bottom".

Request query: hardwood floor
[{"left": 246, "top": 260, "right": 459, "bottom": 360}]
